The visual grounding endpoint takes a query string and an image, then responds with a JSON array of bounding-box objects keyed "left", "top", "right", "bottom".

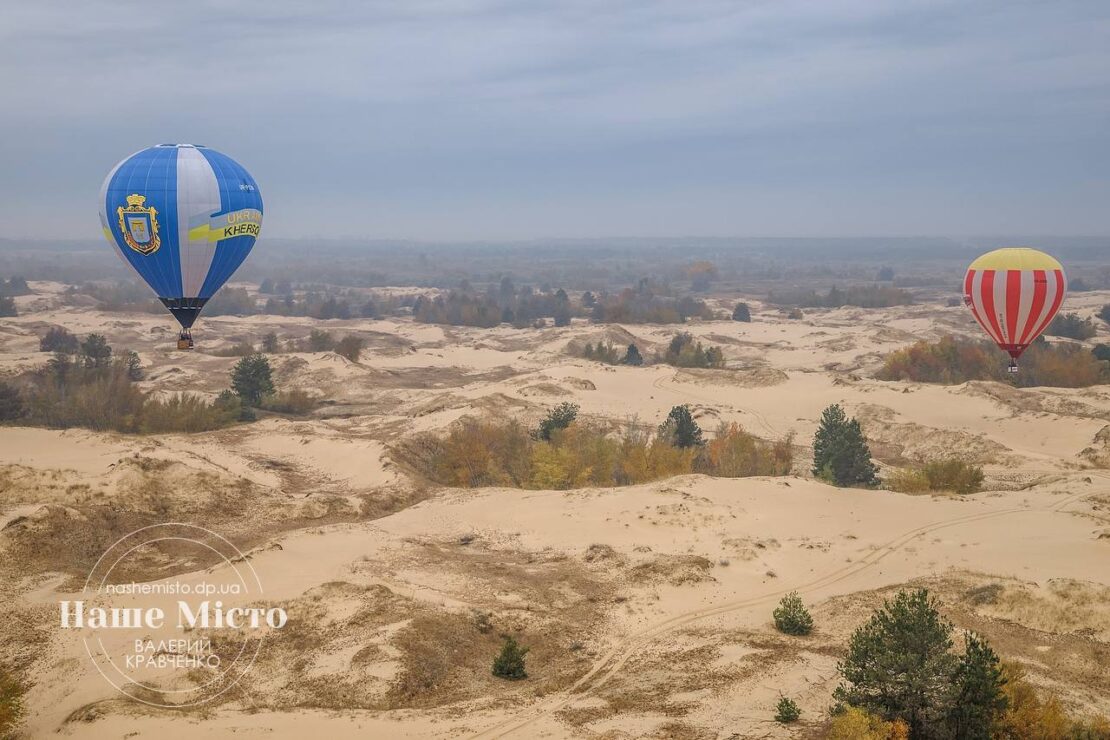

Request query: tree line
[
  {"left": 0, "top": 329, "right": 310, "bottom": 433},
  {"left": 579, "top": 332, "right": 724, "bottom": 369},
  {"left": 397, "top": 402, "right": 794, "bottom": 490},
  {"left": 877, "top": 335, "right": 1109, "bottom": 388}
]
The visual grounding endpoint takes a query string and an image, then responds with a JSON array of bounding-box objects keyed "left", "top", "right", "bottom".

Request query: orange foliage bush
[
  {"left": 877, "top": 335, "right": 1108, "bottom": 388},
  {"left": 398, "top": 415, "right": 792, "bottom": 490}
]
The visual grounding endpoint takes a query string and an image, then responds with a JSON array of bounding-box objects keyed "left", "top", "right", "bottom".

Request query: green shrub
[
  {"left": 581, "top": 340, "right": 622, "bottom": 364},
  {"left": 0, "top": 382, "right": 24, "bottom": 422},
  {"left": 775, "top": 697, "right": 801, "bottom": 723},
  {"left": 335, "top": 334, "right": 364, "bottom": 362},
  {"left": 307, "top": 329, "right": 334, "bottom": 352},
  {"left": 0, "top": 296, "right": 16, "bottom": 317},
  {"left": 886, "top": 467, "right": 931, "bottom": 493},
  {"left": 209, "top": 341, "right": 255, "bottom": 358},
  {"left": 773, "top": 592, "right": 814, "bottom": 636},
  {"left": 812, "top": 404, "right": 879, "bottom": 488},
  {"left": 263, "top": 389, "right": 316, "bottom": 415},
  {"left": 492, "top": 636, "right": 528, "bottom": 680},
  {"left": 1047, "top": 312, "right": 1097, "bottom": 340},
  {"left": 732, "top": 302, "right": 752, "bottom": 322},
  {"left": 534, "top": 402, "right": 578, "bottom": 441},
  {"left": 39, "top": 327, "right": 79, "bottom": 354}
]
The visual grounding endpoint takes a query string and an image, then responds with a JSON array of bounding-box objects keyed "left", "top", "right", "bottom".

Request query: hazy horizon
[{"left": 4, "top": 0, "right": 1109, "bottom": 240}]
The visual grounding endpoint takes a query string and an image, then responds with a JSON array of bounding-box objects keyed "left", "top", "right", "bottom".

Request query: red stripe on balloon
[
  {"left": 1016, "top": 269, "right": 1047, "bottom": 348},
  {"left": 1024, "top": 269, "right": 1065, "bottom": 349},
  {"left": 964, "top": 270, "right": 991, "bottom": 339},
  {"left": 1005, "top": 270, "right": 1021, "bottom": 347},
  {"left": 980, "top": 271, "right": 1006, "bottom": 347}
]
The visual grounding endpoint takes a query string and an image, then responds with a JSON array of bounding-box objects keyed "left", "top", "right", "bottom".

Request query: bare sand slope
[{"left": 2, "top": 293, "right": 1109, "bottom": 738}]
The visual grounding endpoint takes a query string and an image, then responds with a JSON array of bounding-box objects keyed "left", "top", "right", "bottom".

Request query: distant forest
[
  {"left": 3, "top": 237, "right": 1109, "bottom": 328},
  {"left": 3, "top": 237, "right": 1108, "bottom": 294}
]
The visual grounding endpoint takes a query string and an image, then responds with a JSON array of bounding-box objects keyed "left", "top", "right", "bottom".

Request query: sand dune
[{"left": 2, "top": 292, "right": 1108, "bottom": 738}]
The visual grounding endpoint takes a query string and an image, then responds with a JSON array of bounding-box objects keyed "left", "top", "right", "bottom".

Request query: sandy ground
[{"left": 2, "top": 286, "right": 1109, "bottom": 738}]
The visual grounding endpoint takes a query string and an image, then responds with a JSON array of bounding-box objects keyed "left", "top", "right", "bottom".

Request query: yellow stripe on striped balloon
[{"left": 968, "top": 247, "right": 1062, "bottom": 271}]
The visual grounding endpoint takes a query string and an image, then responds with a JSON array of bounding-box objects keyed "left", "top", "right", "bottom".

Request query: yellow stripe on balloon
[{"left": 968, "top": 247, "right": 1063, "bottom": 271}]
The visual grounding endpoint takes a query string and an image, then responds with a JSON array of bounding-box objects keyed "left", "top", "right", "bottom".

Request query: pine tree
[
  {"left": 492, "top": 636, "right": 529, "bottom": 680},
  {"left": 775, "top": 697, "right": 801, "bottom": 723},
  {"left": 946, "top": 632, "right": 1007, "bottom": 739},
  {"left": 834, "top": 589, "right": 957, "bottom": 737},
  {"left": 812, "top": 404, "right": 879, "bottom": 487},
  {"left": 773, "top": 592, "right": 814, "bottom": 635},
  {"left": 231, "top": 354, "right": 275, "bottom": 407},
  {"left": 79, "top": 334, "right": 112, "bottom": 369},
  {"left": 535, "top": 402, "right": 578, "bottom": 441},
  {"left": 659, "top": 405, "right": 704, "bottom": 448},
  {"left": 622, "top": 343, "right": 643, "bottom": 366},
  {"left": 124, "top": 351, "right": 144, "bottom": 381},
  {"left": 732, "top": 302, "right": 752, "bottom": 322},
  {"left": 261, "top": 332, "right": 280, "bottom": 353}
]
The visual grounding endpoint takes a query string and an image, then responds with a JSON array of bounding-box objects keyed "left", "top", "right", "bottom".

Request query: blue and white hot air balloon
[{"left": 99, "top": 144, "right": 262, "bottom": 348}]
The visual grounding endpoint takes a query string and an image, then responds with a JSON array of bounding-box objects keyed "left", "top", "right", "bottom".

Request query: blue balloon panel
[{"left": 98, "top": 144, "right": 263, "bottom": 328}]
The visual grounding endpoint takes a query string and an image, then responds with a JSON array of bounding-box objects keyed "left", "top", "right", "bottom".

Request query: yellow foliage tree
[{"left": 827, "top": 707, "right": 909, "bottom": 740}]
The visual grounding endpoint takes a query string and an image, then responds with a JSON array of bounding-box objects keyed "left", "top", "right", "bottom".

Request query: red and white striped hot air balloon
[{"left": 963, "top": 247, "right": 1067, "bottom": 372}]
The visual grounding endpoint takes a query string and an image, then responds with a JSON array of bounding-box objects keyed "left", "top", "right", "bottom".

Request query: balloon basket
[
  {"left": 177, "top": 329, "right": 194, "bottom": 351},
  {"left": 1007, "top": 360, "right": 1018, "bottom": 374}
]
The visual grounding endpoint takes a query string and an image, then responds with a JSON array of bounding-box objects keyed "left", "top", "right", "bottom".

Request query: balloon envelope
[
  {"left": 98, "top": 144, "right": 262, "bottom": 329},
  {"left": 963, "top": 248, "right": 1066, "bottom": 360}
]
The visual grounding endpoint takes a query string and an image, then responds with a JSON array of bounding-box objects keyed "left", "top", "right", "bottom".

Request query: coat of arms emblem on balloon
[{"left": 116, "top": 194, "right": 161, "bottom": 255}]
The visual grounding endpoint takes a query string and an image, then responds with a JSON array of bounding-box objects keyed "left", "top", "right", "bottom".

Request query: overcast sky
[{"left": 3, "top": 0, "right": 1108, "bottom": 240}]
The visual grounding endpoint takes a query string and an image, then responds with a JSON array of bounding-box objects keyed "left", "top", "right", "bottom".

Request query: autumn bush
[
  {"left": 5, "top": 340, "right": 279, "bottom": 434},
  {"left": 827, "top": 706, "right": 909, "bottom": 739},
  {"left": 397, "top": 408, "right": 792, "bottom": 490},
  {"left": 0, "top": 668, "right": 23, "bottom": 738},
  {"left": 887, "top": 459, "right": 984, "bottom": 495},
  {"left": 139, "top": 394, "right": 240, "bottom": 433},
  {"left": 663, "top": 332, "right": 725, "bottom": 369},
  {"left": 262, "top": 389, "right": 317, "bottom": 415},
  {"left": 877, "top": 335, "right": 1108, "bottom": 387},
  {"left": 700, "top": 422, "right": 793, "bottom": 477},
  {"left": 995, "top": 661, "right": 1110, "bottom": 738}
]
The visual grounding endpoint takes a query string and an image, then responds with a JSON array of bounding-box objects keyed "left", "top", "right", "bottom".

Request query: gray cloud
[{"left": 3, "top": 0, "right": 1108, "bottom": 239}]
